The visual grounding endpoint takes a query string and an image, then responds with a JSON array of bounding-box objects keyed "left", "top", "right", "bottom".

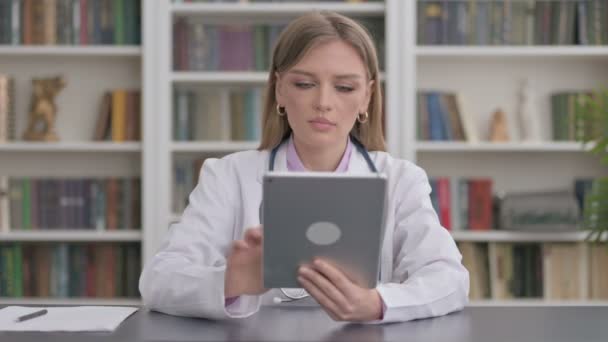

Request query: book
[
  {"left": 0, "top": 176, "right": 9, "bottom": 233},
  {"left": 543, "top": 243, "right": 585, "bottom": 300},
  {"left": 459, "top": 242, "right": 490, "bottom": 299},
  {"left": 0, "top": 75, "right": 16, "bottom": 143},
  {"left": 93, "top": 92, "right": 112, "bottom": 140},
  {"left": 93, "top": 90, "right": 141, "bottom": 141},
  {"left": 111, "top": 90, "right": 127, "bottom": 142}
]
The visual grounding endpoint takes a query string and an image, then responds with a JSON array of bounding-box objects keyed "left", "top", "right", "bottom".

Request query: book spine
[
  {"left": 0, "top": 76, "right": 7, "bottom": 143},
  {"left": 437, "top": 178, "right": 452, "bottom": 230},
  {"left": 111, "top": 90, "right": 127, "bottom": 142}
]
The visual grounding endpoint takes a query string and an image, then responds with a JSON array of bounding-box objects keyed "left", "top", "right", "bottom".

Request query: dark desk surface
[{"left": 2, "top": 305, "right": 608, "bottom": 342}]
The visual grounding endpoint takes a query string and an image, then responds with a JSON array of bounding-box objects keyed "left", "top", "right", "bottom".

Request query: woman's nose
[{"left": 314, "top": 84, "right": 333, "bottom": 114}]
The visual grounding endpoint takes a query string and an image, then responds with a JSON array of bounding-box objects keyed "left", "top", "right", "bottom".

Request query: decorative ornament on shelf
[
  {"left": 489, "top": 108, "right": 509, "bottom": 142},
  {"left": 516, "top": 78, "right": 542, "bottom": 142},
  {"left": 23, "top": 76, "right": 66, "bottom": 142}
]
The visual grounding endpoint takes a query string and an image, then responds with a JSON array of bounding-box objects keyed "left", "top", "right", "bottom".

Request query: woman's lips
[{"left": 309, "top": 118, "right": 336, "bottom": 131}]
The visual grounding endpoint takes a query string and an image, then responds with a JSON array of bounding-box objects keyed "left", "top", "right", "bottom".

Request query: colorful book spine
[{"left": 0, "top": 243, "right": 141, "bottom": 298}]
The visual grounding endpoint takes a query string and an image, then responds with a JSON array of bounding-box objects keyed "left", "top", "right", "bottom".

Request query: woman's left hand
[{"left": 297, "top": 259, "right": 384, "bottom": 322}]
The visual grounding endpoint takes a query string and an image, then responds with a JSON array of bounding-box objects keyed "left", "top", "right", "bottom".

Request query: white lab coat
[{"left": 139, "top": 142, "right": 469, "bottom": 323}]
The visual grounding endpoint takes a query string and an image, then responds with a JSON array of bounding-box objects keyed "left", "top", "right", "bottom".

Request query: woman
[{"left": 139, "top": 11, "right": 469, "bottom": 324}]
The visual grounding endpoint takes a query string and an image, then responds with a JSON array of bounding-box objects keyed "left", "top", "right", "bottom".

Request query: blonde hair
[{"left": 258, "top": 11, "right": 386, "bottom": 151}]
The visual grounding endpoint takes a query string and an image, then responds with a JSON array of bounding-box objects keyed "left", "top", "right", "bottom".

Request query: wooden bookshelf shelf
[
  {"left": 415, "top": 142, "right": 589, "bottom": 152},
  {"left": 0, "top": 142, "right": 142, "bottom": 153},
  {"left": 0, "top": 46, "right": 141, "bottom": 57},
  {"left": 467, "top": 300, "right": 608, "bottom": 307},
  {"left": 416, "top": 46, "right": 608, "bottom": 59},
  {"left": 172, "top": 71, "right": 269, "bottom": 84},
  {"left": 0, "top": 298, "right": 141, "bottom": 306},
  {"left": 0, "top": 230, "right": 142, "bottom": 242},
  {"left": 171, "top": 2, "right": 386, "bottom": 17},
  {"left": 172, "top": 71, "right": 386, "bottom": 84},
  {"left": 171, "top": 141, "right": 259, "bottom": 153},
  {"left": 451, "top": 231, "right": 604, "bottom": 242}
]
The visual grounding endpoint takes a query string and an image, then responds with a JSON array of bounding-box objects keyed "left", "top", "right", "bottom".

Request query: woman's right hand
[{"left": 224, "top": 225, "right": 267, "bottom": 298}]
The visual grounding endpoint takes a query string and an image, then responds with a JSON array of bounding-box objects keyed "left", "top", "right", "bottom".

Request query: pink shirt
[{"left": 286, "top": 135, "right": 353, "bottom": 172}]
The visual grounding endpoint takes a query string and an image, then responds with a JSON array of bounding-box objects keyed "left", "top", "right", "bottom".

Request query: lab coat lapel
[
  {"left": 346, "top": 144, "right": 373, "bottom": 174},
  {"left": 256, "top": 143, "right": 289, "bottom": 184}
]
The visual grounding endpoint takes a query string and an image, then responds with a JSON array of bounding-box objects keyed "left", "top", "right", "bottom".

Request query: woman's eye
[
  {"left": 336, "top": 85, "right": 354, "bottom": 92},
  {"left": 294, "top": 82, "right": 314, "bottom": 89}
]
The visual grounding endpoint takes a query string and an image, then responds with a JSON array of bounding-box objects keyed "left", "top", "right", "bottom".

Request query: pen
[{"left": 15, "top": 309, "right": 48, "bottom": 323}]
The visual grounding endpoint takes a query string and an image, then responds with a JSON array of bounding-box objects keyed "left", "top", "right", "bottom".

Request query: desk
[{"left": 2, "top": 305, "right": 608, "bottom": 342}]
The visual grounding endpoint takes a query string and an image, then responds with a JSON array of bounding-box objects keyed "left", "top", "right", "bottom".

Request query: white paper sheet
[{"left": 0, "top": 306, "right": 138, "bottom": 332}]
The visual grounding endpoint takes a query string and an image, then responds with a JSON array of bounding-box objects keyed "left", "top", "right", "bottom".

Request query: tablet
[{"left": 262, "top": 171, "right": 387, "bottom": 289}]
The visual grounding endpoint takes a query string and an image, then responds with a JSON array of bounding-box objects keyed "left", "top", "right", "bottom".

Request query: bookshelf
[
  {"left": 158, "top": 0, "right": 399, "bottom": 242},
  {"left": 451, "top": 231, "right": 607, "bottom": 243},
  {"left": 0, "top": 0, "right": 151, "bottom": 305},
  {"left": 467, "top": 299, "right": 608, "bottom": 307},
  {"left": 0, "top": 230, "right": 142, "bottom": 242},
  {"left": 0, "top": 46, "right": 141, "bottom": 57},
  {"left": 0, "top": 142, "right": 142, "bottom": 152},
  {"left": 171, "top": 141, "right": 259, "bottom": 153},
  {"left": 416, "top": 46, "right": 608, "bottom": 58},
  {"left": 157, "top": 0, "right": 608, "bottom": 305},
  {"left": 408, "top": 0, "right": 608, "bottom": 304},
  {"left": 172, "top": 71, "right": 387, "bottom": 84},
  {"left": 170, "top": 2, "right": 386, "bottom": 16},
  {"left": 0, "top": 297, "right": 141, "bottom": 306},
  {"left": 416, "top": 141, "right": 592, "bottom": 152},
  {"left": 2, "top": 0, "right": 607, "bottom": 306}
]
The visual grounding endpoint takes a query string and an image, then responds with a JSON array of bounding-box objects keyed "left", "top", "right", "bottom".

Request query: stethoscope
[
  {"left": 262, "top": 134, "right": 379, "bottom": 304},
  {"left": 267, "top": 134, "right": 378, "bottom": 173}
]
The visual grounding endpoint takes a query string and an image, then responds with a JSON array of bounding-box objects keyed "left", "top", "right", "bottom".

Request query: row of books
[
  {"left": 430, "top": 177, "right": 596, "bottom": 231},
  {"left": 173, "top": 0, "right": 381, "bottom": 3},
  {"left": 418, "top": 0, "right": 607, "bottom": 46},
  {"left": 0, "top": 75, "right": 16, "bottom": 143},
  {"left": 430, "top": 177, "right": 493, "bottom": 231},
  {"left": 173, "top": 19, "right": 384, "bottom": 71},
  {"left": 174, "top": 20, "right": 285, "bottom": 71},
  {"left": 417, "top": 90, "right": 606, "bottom": 143},
  {"left": 0, "top": 243, "right": 140, "bottom": 298},
  {"left": 0, "top": 0, "right": 141, "bottom": 45},
  {"left": 551, "top": 92, "right": 605, "bottom": 142},
  {"left": 417, "top": 91, "right": 476, "bottom": 142},
  {"left": 93, "top": 90, "right": 141, "bottom": 142},
  {"left": 460, "top": 241, "right": 608, "bottom": 300},
  {"left": 174, "top": 88, "right": 264, "bottom": 141},
  {"left": 0, "top": 177, "right": 141, "bottom": 231}
]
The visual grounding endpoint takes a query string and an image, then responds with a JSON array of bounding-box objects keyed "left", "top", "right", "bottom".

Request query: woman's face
[{"left": 276, "top": 39, "right": 373, "bottom": 149}]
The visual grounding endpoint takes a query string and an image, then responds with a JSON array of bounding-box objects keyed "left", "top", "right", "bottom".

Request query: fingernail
[
  {"left": 314, "top": 259, "right": 323, "bottom": 267},
  {"left": 299, "top": 266, "right": 309, "bottom": 274}
]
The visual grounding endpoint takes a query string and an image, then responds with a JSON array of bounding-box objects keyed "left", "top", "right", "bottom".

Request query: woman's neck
[{"left": 292, "top": 136, "right": 348, "bottom": 172}]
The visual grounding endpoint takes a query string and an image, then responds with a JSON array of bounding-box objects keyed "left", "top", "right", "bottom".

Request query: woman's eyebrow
[
  {"left": 288, "top": 69, "right": 363, "bottom": 80},
  {"left": 287, "top": 69, "right": 315, "bottom": 77}
]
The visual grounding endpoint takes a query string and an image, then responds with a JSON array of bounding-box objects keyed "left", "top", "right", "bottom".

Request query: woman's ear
[
  {"left": 360, "top": 79, "right": 374, "bottom": 113},
  {"left": 275, "top": 72, "right": 283, "bottom": 105}
]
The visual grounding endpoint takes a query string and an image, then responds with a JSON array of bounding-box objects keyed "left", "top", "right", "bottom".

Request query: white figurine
[{"left": 517, "top": 79, "right": 542, "bottom": 142}]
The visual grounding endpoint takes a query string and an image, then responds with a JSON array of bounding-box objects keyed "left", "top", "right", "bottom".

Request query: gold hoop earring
[
  {"left": 357, "top": 111, "right": 369, "bottom": 123},
  {"left": 276, "top": 104, "right": 286, "bottom": 117}
]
